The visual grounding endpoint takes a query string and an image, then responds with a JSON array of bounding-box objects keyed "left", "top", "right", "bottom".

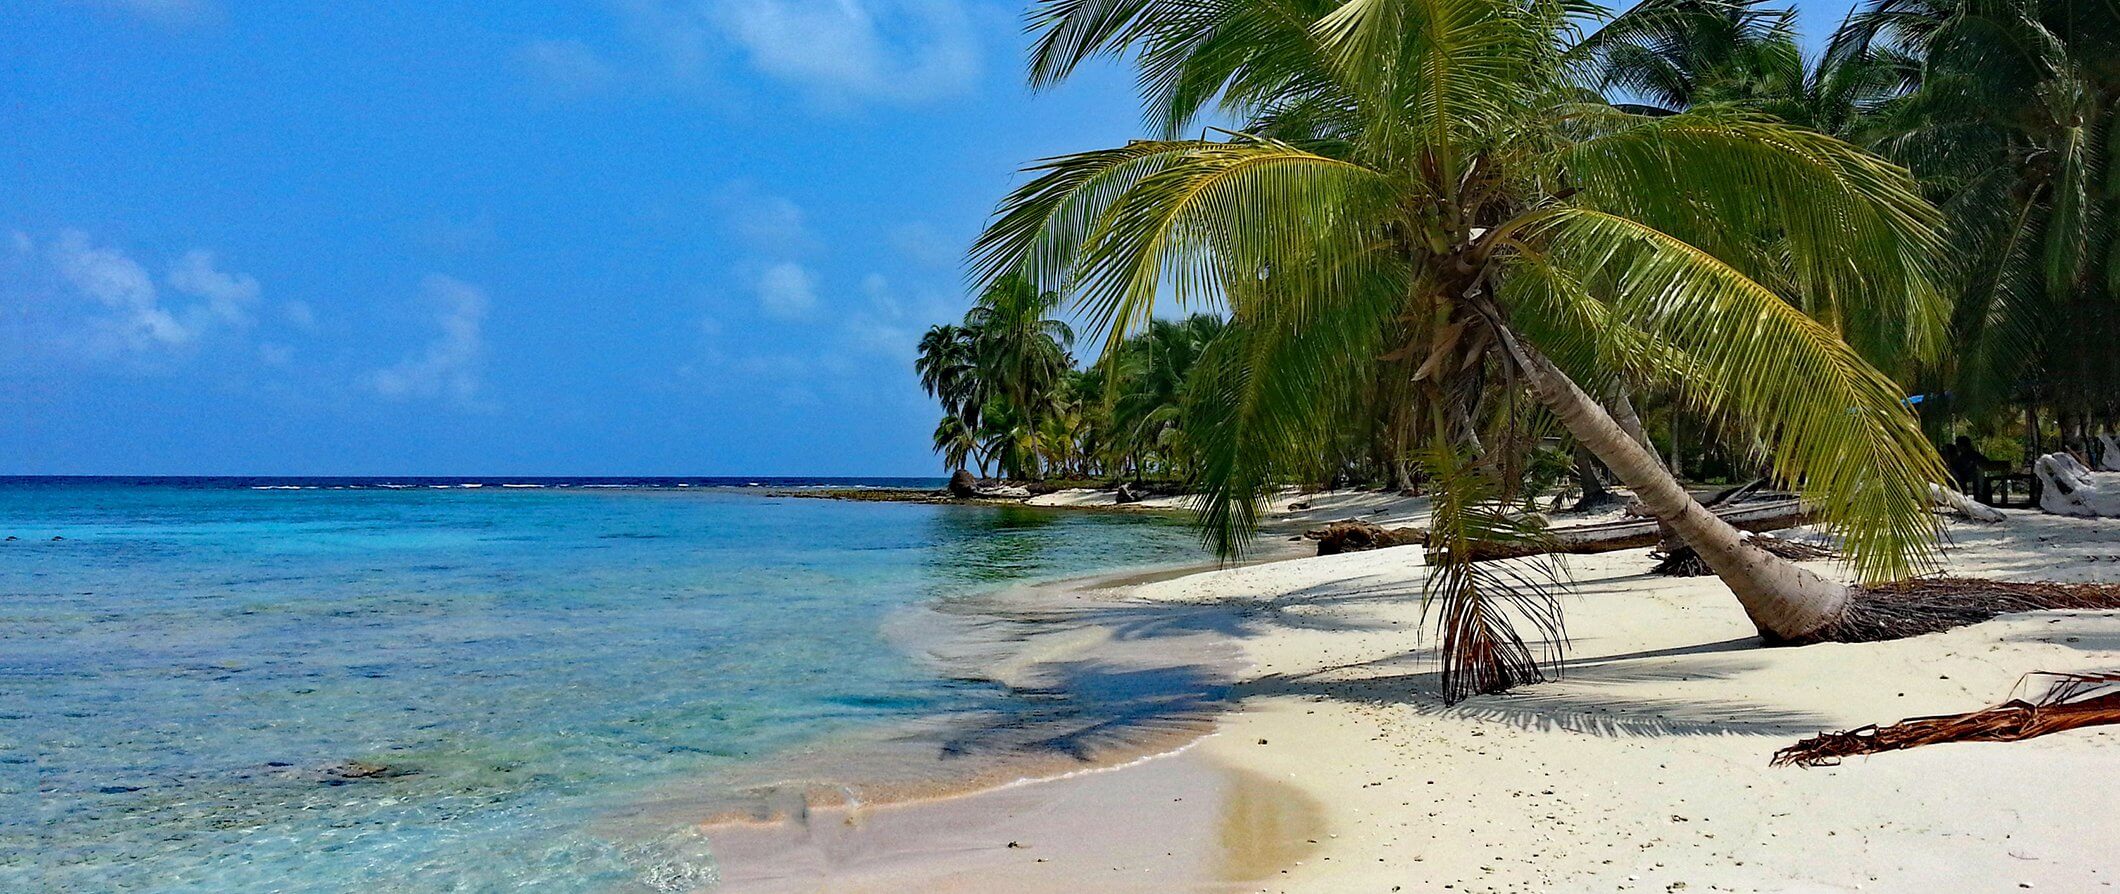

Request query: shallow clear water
[{"left": 0, "top": 480, "right": 1205, "bottom": 892}]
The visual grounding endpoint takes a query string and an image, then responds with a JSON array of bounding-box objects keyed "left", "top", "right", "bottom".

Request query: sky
[{"left": 1, "top": 0, "right": 1861, "bottom": 477}]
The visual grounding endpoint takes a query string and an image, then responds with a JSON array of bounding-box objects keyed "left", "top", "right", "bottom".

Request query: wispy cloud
[
  {"left": 41, "top": 230, "right": 264, "bottom": 352},
  {"left": 370, "top": 274, "right": 489, "bottom": 406},
  {"left": 718, "top": 0, "right": 981, "bottom": 102},
  {"left": 755, "top": 262, "right": 818, "bottom": 320},
  {"left": 168, "top": 249, "right": 262, "bottom": 327},
  {"left": 524, "top": 0, "right": 985, "bottom": 105}
]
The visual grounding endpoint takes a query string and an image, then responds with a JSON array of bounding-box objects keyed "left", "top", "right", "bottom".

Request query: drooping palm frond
[
  {"left": 1557, "top": 108, "right": 1949, "bottom": 367},
  {"left": 1417, "top": 445, "right": 1568, "bottom": 704},
  {"left": 1502, "top": 207, "right": 1949, "bottom": 582}
]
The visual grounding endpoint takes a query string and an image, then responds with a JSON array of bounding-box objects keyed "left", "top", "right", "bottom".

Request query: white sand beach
[{"left": 713, "top": 506, "right": 2120, "bottom": 892}]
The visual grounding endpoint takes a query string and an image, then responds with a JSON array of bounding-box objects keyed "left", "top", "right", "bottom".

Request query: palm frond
[{"left": 1508, "top": 207, "right": 1949, "bottom": 583}]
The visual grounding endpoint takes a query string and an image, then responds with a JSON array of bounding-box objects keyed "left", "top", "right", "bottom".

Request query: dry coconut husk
[
  {"left": 1816, "top": 578, "right": 2120, "bottom": 643},
  {"left": 1651, "top": 533, "right": 1836, "bottom": 577},
  {"left": 1773, "top": 672, "right": 2120, "bottom": 767}
]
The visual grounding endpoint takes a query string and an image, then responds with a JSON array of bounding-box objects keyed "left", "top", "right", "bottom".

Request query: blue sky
[{"left": 1, "top": 0, "right": 1860, "bottom": 476}]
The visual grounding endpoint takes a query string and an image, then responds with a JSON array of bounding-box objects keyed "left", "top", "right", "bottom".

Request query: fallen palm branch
[
  {"left": 1812, "top": 578, "right": 2120, "bottom": 643},
  {"left": 1773, "top": 672, "right": 2120, "bottom": 767},
  {"left": 1651, "top": 533, "right": 1836, "bottom": 576}
]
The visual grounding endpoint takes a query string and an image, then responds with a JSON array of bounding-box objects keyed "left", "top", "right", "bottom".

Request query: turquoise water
[{"left": 0, "top": 480, "right": 1206, "bottom": 892}]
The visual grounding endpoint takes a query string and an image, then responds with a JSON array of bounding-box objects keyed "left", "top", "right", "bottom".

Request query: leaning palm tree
[{"left": 974, "top": 0, "right": 1952, "bottom": 656}]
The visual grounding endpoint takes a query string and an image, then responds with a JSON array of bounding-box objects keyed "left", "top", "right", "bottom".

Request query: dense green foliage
[
  {"left": 917, "top": 275, "right": 1228, "bottom": 480},
  {"left": 909, "top": 0, "right": 2116, "bottom": 696}
]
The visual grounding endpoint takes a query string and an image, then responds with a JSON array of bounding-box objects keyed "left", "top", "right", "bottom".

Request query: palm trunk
[
  {"left": 1506, "top": 332, "right": 1850, "bottom": 641},
  {"left": 1610, "top": 388, "right": 1657, "bottom": 457},
  {"left": 1571, "top": 445, "right": 1611, "bottom": 508}
]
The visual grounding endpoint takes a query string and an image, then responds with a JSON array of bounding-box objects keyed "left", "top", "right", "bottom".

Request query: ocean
[{"left": 0, "top": 478, "right": 1212, "bottom": 892}]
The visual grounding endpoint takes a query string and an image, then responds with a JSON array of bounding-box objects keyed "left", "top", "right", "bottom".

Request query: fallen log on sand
[
  {"left": 1929, "top": 483, "right": 2006, "bottom": 523},
  {"left": 1471, "top": 498, "right": 1810, "bottom": 561},
  {"left": 1774, "top": 671, "right": 2120, "bottom": 767},
  {"left": 1307, "top": 498, "right": 1812, "bottom": 560}
]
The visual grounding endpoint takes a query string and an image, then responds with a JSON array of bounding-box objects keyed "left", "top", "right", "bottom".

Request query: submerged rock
[{"left": 321, "top": 760, "right": 415, "bottom": 782}]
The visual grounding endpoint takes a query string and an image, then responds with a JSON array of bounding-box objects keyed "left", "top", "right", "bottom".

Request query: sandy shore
[{"left": 707, "top": 506, "right": 2120, "bottom": 893}]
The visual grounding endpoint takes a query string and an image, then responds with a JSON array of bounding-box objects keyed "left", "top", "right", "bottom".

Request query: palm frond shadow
[
  {"left": 1241, "top": 637, "right": 1833, "bottom": 738},
  {"left": 934, "top": 660, "right": 1233, "bottom": 763}
]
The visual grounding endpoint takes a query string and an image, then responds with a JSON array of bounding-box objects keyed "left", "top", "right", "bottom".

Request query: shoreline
[{"left": 696, "top": 506, "right": 2120, "bottom": 892}]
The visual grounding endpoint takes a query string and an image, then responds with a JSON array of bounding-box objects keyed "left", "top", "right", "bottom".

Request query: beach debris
[
  {"left": 1114, "top": 482, "right": 1142, "bottom": 504},
  {"left": 1812, "top": 578, "right": 2120, "bottom": 643},
  {"left": 1773, "top": 672, "right": 2120, "bottom": 767},
  {"left": 1307, "top": 520, "right": 1426, "bottom": 555},
  {"left": 2034, "top": 452, "right": 2120, "bottom": 517},
  {"left": 1650, "top": 533, "right": 1835, "bottom": 577},
  {"left": 1929, "top": 482, "right": 2007, "bottom": 523}
]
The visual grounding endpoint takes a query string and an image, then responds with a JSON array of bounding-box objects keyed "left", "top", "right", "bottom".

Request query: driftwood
[
  {"left": 1469, "top": 498, "right": 1809, "bottom": 561},
  {"left": 1305, "top": 497, "right": 1807, "bottom": 560},
  {"left": 1773, "top": 672, "right": 2120, "bottom": 767},
  {"left": 1650, "top": 532, "right": 1835, "bottom": 576},
  {"left": 1309, "top": 520, "right": 1426, "bottom": 555},
  {"left": 1928, "top": 482, "right": 2006, "bottom": 523}
]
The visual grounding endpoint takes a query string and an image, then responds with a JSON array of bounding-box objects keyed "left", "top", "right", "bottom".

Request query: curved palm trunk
[{"left": 1506, "top": 333, "right": 1850, "bottom": 642}]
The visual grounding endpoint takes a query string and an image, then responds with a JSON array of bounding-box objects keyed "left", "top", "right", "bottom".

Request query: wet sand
[{"left": 704, "top": 747, "right": 1324, "bottom": 892}]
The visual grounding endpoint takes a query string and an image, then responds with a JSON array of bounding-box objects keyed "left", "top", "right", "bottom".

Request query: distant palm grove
[{"left": 918, "top": 274, "right": 1226, "bottom": 482}]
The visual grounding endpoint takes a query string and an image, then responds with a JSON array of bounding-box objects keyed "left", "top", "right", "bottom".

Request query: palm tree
[
  {"left": 974, "top": 0, "right": 1952, "bottom": 654},
  {"left": 1588, "top": 0, "right": 1910, "bottom": 137},
  {"left": 1839, "top": 0, "right": 2120, "bottom": 442},
  {"left": 1109, "top": 314, "right": 1227, "bottom": 478},
  {"left": 966, "top": 275, "right": 1078, "bottom": 448},
  {"left": 916, "top": 323, "right": 988, "bottom": 471}
]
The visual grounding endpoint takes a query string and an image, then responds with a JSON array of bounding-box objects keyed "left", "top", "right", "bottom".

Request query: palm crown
[{"left": 975, "top": 0, "right": 1952, "bottom": 584}]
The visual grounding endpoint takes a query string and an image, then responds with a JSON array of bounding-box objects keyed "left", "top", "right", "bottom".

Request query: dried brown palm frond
[
  {"left": 1419, "top": 447, "right": 1570, "bottom": 704},
  {"left": 1774, "top": 672, "right": 2120, "bottom": 767},
  {"left": 1815, "top": 578, "right": 2120, "bottom": 643}
]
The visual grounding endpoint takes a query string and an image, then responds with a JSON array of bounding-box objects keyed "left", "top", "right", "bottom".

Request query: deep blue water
[{"left": 0, "top": 479, "right": 1205, "bottom": 892}]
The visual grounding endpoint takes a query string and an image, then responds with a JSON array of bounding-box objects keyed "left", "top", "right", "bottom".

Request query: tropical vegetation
[{"left": 913, "top": 0, "right": 2120, "bottom": 698}]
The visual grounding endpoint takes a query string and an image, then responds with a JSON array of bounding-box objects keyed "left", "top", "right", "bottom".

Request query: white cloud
[
  {"left": 577, "top": 0, "right": 984, "bottom": 105},
  {"left": 370, "top": 274, "right": 489, "bottom": 405},
  {"left": 517, "top": 39, "right": 617, "bottom": 94},
  {"left": 48, "top": 230, "right": 194, "bottom": 348},
  {"left": 755, "top": 262, "right": 818, "bottom": 320},
  {"left": 719, "top": 0, "right": 980, "bottom": 102},
  {"left": 167, "top": 249, "right": 261, "bottom": 327}
]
